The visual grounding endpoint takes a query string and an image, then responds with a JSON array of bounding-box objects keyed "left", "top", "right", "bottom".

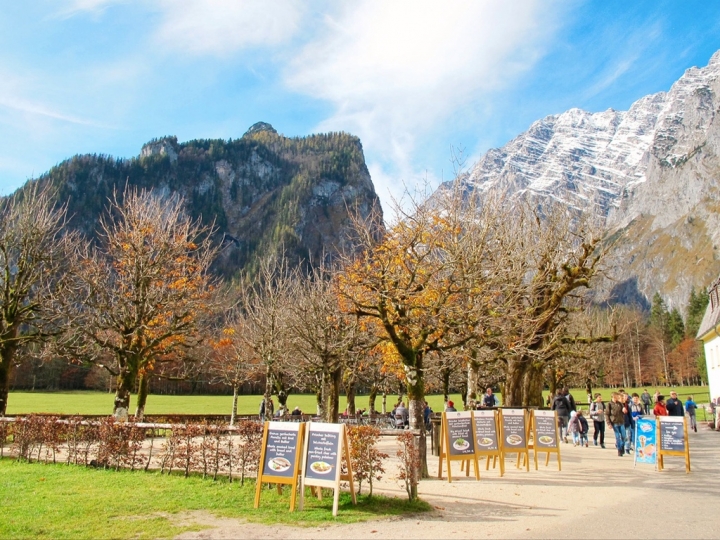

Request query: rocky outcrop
[
  {"left": 444, "top": 51, "right": 720, "bottom": 310},
  {"left": 36, "top": 124, "right": 382, "bottom": 278}
]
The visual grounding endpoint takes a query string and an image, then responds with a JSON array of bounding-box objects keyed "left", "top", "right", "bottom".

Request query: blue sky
[{"left": 1, "top": 1, "right": 719, "bottom": 210}]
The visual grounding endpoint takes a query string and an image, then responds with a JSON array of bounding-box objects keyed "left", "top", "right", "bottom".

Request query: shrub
[
  {"left": 347, "top": 425, "right": 388, "bottom": 497},
  {"left": 396, "top": 431, "right": 420, "bottom": 501}
]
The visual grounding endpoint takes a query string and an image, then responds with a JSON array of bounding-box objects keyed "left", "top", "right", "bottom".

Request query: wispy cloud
[
  {"left": 153, "top": 0, "right": 305, "bottom": 56},
  {"left": 284, "top": 0, "right": 565, "bottom": 203},
  {"left": 55, "top": 0, "right": 122, "bottom": 19},
  {"left": 0, "top": 97, "right": 100, "bottom": 126}
]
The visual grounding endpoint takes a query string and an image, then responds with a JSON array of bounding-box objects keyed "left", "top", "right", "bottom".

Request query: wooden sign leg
[
  {"left": 343, "top": 429, "right": 357, "bottom": 504},
  {"left": 332, "top": 487, "right": 340, "bottom": 517},
  {"left": 254, "top": 479, "right": 263, "bottom": 509}
]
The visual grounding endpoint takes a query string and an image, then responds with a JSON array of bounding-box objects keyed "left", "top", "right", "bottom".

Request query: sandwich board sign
[
  {"left": 499, "top": 408, "right": 530, "bottom": 471},
  {"left": 473, "top": 409, "right": 504, "bottom": 476},
  {"left": 634, "top": 417, "right": 657, "bottom": 466},
  {"left": 438, "top": 411, "right": 479, "bottom": 481},
  {"left": 299, "top": 422, "right": 356, "bottom": 516},
  {"left": 254, "top": 421, "right": 304, "bottom": 511},
  {"left": 531, "top": 410, "right": 561, "bottom": 470},
  {"left": 657, "top": 416, "right": 690, "bottom": 473}
]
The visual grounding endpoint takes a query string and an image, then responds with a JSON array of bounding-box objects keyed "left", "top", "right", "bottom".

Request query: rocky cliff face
[
  {"left": 36, "top": 123, "right": 383, "bottom": 277},
  {"left": 445, "top": 51, "right": 720, "bottom": 310}
]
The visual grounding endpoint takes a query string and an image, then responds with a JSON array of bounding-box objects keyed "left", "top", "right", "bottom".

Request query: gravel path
[{"left": 176, "top": 422, "right": 720, "bottom": 539}]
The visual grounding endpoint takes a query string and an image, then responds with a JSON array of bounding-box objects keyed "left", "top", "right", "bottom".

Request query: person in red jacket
[{"left": 653, "top": 395, "right": 668, "bottom": 416}]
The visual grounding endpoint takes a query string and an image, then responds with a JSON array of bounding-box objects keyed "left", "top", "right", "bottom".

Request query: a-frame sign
[
  {"left": 254, "top": 421, "right": 305, "bottom": 511},
  {"left": 299, "top": 422, "right": 357, "bottom": 516}
]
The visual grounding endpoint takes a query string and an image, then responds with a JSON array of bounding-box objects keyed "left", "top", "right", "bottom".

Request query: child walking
[
  {"left": 577, "top": 410, "right": 589, "bottom": 447},
  {"left": 568, "top": 410, "right": 581, "bottom": 446}
]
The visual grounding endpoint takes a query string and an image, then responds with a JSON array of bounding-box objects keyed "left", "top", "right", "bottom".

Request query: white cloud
[
  {"left": 154, "top": 0, "right": 305, "bottom": 56},
  {"left": 285, "top": 0, "right": 564, "bottom": 207}
]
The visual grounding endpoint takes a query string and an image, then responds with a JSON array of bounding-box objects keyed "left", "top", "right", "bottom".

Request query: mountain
[
  {"left": 35, "top": 123, "right": 382, "bottom": 277},
  {"left": 444, "top": 51, "right": 720, "bottom": 310}
]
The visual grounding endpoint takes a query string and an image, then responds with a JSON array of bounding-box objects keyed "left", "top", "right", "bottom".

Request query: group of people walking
[{"left": 553, "top": 388, "right": 699, "bottom": 457}]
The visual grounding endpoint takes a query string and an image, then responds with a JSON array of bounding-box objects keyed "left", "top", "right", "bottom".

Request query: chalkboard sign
[
  {"left": 304, "top": 424, "right": 341, "bottom": 482},
  {"left": 446, "top": 412, "right": 476, "bottom": 456},
  {"left": 299, "top": 422, "right": 356, "bottom": 516},
  {"left": 255, "top": 421, "right": 304, "bottom": 512},
  {"left": 438, "top": 411, "right": 480, "bottom": 481},
  {"left": 261, "top": 422, "right": 301, "bottom": 478},
  {"left": 531, "top": 410, "right": 561, "bottom": 471},
  {"left": 659, "top": 417, "right": 686, "bottom": 452},
  {"left": 656, "top": 415, "right": 690, "bottom": 473},
  {"left": 533, "top": 410, "right": 558, "bottom": 449},
  {"left": 474, "top": 410, "right": 499, "bottom": 452},
  {"left": 501, "top": 409, "right": 527, "bottom": 449}
]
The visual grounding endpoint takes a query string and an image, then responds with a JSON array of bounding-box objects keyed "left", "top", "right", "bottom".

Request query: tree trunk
[
  {"left": 405, "top": 357, "right": 428, "bottom": 481},
  {"left": 114, "top": 362, "right": 137, "bottom": 414},
  {"left": 230, "top": 385, "right": 239, "bottom": 426},
  {"left": 315, "top": 387, "right": 322, "bottom": 416},
  {"left": 263, "top": 366, "right": 273, "bottom": 421},
  {"left": 467, "top": 358, "right": 479, "bottom": 404},
  {"left": 326, "top": 366, "right": 342, "bottom": 423},
  {"left": 441, "top": 367, "right": 450, "bottom": 405},
  {"left": 381, "top": 391, "right": 387, "bottom": 414},
  {"left": 368, "top": 385, "right": 377, "bottom": 414},
  {"left": 522, "top": 363, "right": 544, "bottom": 407},
  {"left": 135, "top": 373, "right": 149, "bottom": 421},
  {"left": 503, "top": 357, "right": 526, "bottom": 406},
  {"left": 547, "top": 369, "right": 558, "bottom": 402},
  {"left": 344, "top": 371, "right": 356, "bottom": 415},
  {"left": 0, "top": 341, "right": 17, "bottom": 417}
]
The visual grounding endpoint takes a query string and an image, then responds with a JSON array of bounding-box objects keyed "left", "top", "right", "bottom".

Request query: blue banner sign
[{"left": 634, "top": 417, "right": 657, "bottom": 465}]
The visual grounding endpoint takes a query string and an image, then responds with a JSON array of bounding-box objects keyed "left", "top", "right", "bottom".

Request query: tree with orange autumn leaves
[{"left": 68, "top": 189, "right": 221, "bottom": 420}]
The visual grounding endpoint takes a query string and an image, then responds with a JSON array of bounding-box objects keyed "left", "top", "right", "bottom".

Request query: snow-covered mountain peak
[{"left": 455, "top": 51, "right": 720, "bottom": 219}]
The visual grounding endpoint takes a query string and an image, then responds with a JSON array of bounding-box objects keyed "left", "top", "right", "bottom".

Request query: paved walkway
[{"left": 177, "top": 422, "right": 720, "bottom": 539}]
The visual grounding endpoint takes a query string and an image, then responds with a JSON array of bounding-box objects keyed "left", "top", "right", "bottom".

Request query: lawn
[
  {"left": 7, "top": 385, "right": 712, "bottom": 418},
  {"left": 6, "top": 391, "right": 467, "bottom": 417},
  {"left": 0, "top": 459, "right": 430, "bottom": 539}
]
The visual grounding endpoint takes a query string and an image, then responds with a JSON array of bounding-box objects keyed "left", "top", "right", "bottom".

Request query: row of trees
[
  {"left": 0, "top": 184, "right": 220, "bottom": 418},
  {"left": 3, "top": 175, "right": 707, "bottom": 434}
]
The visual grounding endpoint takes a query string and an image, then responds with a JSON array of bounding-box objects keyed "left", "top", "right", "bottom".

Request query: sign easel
[
  {"left": 473, "top": 409, "right": 504, "bottom": 476},
  {"left": 499, "top": 409, "right": 530, "bottom": 471},
  {"left": 531, "top": 410, "right": 561, "bottom": 470},
  {"left": 299, "top": 422, "right": 357, "bottom": 516},
  {"left": 657, "top": 416, "right": 691, "bottom": 473},
  {"left": 438, "top": 411, "right": 480, "bottom": 481},
  {"left": 254, "top": 421, "right": 305, "bottom": 511}
]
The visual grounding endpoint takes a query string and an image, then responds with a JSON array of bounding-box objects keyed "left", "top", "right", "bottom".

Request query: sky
[{"left": 1, "top": 0, "right": 719, "bottom": 211}]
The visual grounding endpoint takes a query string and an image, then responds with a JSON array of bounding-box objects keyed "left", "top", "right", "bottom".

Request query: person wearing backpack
[
  {"left": 641, "top": 389, "right": 652, "bottom": 415},
  {"left": 685, "top": 395, "right": 698, "bottom": 432},
  {"left": 552, "top": 390, "right": 571, "bottom": 443},
  {"left": 577, "top": 410, "right": 589, "bottom": 447},
  {"left": 589, "top": 393, "right": 606, "bottom": 448}
]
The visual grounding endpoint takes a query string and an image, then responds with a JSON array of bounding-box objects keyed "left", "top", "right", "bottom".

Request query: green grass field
[
  {"left": 0, "top": 459, "right": 429, "bottom": 539},
  {"left": 7, "top": 385, "right": 712, "bottom": 418}
]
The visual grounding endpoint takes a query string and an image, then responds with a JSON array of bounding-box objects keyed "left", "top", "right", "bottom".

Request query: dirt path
[{"left": 176, "top": 423, "right": 720, "bottom": 539}]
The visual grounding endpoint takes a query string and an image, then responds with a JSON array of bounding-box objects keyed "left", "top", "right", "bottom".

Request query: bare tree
[
  {"left": 0, "top": 183, "right": 78, "bottom": 416},
  {"left": 236, "top": 256, "right": 293, "bottom": 420},
  {"left": 68, "top": 188, "right": 220, "bottom": 419},
  {"left": 285, "top": 264, "right": 360, "bottom": 422}
]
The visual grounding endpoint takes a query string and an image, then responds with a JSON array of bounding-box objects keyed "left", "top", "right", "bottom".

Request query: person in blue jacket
[{"left": 685, "top": 396, "right": 698, "bottom": 432}]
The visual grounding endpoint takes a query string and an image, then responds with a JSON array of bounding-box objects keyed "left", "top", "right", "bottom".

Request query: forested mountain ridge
[{"left": 33, "top": 122, "right": 382, "bottom": 277}]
